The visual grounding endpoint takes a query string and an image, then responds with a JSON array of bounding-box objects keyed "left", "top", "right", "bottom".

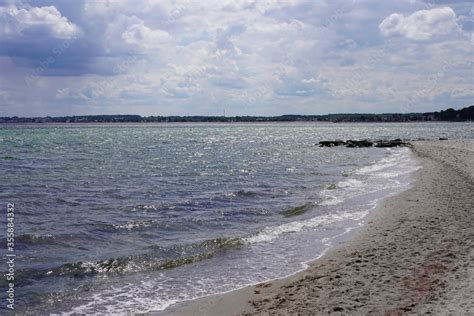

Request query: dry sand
[{"left": 160, "top": 140, "right": 474, "bottom": 315}]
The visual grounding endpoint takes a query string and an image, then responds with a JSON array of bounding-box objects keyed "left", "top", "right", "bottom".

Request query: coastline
[{"left": 159, "top": 140, "right": 473, "bottom": 315}]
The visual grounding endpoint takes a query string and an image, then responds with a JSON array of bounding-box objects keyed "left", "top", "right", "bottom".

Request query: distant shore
[
  {"left": 1, "top": 105, "right": 472, "bottom": 123},
  {"left": 160, "top": 140, "right": 473, "bottom": 315}
]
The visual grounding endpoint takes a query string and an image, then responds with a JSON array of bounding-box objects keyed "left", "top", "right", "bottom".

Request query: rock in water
[
  {"left": 318, "top": 138, "right": 412, "bottom": 148},
  {"left": 318, "top": 140, "right": 346, "bottom": 147},
  {"left": 374, "top": 139, "right": 407, "bottom": 147},
  {"left": 346, "top": 140, "right": 373, "bottom": 148}
]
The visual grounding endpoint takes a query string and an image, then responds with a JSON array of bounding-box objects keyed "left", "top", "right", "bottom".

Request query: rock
[
  {"left": 439, "top": 137, "right": 448, "bottom": 140},
  {"left": 318, "top": 141, "right": 333, "bottom": 147},
  {"left": 318, "top": 138, "right": 413, "bottom": 148},
  {"left": 346, "top": 140, "right": 373, "bottom": 148},
  {"left": 374, "top": 139, "right": 407, "bottom": 147},
  {"left": 319, "top": 140, "right": 346, "bottom": 147}
]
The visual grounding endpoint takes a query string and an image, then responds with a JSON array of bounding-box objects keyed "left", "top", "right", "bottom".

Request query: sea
[{"left": 0, "top": 122, "right": 472, "bottom": 314}]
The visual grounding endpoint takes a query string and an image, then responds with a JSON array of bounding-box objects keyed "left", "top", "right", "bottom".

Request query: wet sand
[{"left": 160, "top": 140, "right": 473, "bottom": 315}]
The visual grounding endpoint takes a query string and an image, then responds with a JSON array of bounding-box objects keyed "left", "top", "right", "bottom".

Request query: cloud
[
  {"left": 121, "top": 20, "right": 172, "bottom": 49},
  {"left": 0, "top": 4, "right": 102, "bottom": 77},
  {"left": 0, "top": 0, "right": 472, "bottom": 116},
  {"left": 0, "top": 5, "right": 80, "bottom": 39},
  {"left": 301, "top": 77, "right": 321, "bottom": 84},
  {"left": 379, "top": 7, "right": 459, "bottom": 40}
]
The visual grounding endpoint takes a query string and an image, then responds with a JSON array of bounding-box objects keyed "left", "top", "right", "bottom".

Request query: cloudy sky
[{"left": 0, "top": 0, "right": 472, "bottom": 116}]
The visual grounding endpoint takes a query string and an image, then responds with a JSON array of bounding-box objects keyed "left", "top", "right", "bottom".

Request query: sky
[{"left": 0, "top": 0, "right": 472, "bottom": 116}]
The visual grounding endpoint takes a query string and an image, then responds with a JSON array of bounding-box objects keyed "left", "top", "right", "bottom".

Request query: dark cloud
[
  {"left": 0, "top": 1, "right": 140, "bottom": 76},
  {"left": 0, "top": 36, "right": 112, "bottom": 76}
]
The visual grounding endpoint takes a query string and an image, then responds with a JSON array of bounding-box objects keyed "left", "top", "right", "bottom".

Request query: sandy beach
[{"left": 161, "top": 140, "right": 473, "bottom": 315}]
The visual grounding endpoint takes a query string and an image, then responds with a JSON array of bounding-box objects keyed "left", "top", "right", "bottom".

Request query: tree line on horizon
[{"left": 1, "top": 105, "right": 472, "bottom": 123}]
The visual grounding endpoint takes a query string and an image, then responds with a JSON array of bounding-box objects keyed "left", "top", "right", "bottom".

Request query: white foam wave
[
  {"left": 356, "top": 147, "right": 411, "bottom": 175},
  {"left": 243, "top": 210, "right": 368, "bottom": 244},
  {"left": 338, "top": 178, "right": 364, "bottom": 188},
  {"left": 318, "top": 147, "right": 418, "bottom": 207},
  {"left": 319, "top": 195, "right": 344, "bottom": 206}
]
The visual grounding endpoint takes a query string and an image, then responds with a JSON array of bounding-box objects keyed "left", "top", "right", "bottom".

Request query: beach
[{"left": 162, "top": 140, "right": 474, "bottom": 315}]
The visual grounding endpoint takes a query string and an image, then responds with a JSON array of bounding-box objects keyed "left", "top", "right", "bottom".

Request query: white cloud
[
  {"left": 379, "top": 7, "right": 459, "bottom": 40},
  {"left": 301, "top": 77, "right": 320, "bottom": 84},
  {"left": 0, "top": 5, "right": 80, "bottom": 39},
  {"left": 122, "top": 21, "right": 172, "bottom": 49}
]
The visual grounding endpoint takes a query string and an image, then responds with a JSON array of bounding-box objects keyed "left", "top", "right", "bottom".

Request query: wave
[
  {"left": 222, "top": 190, "right": 268, "bottom": 198},
  {"left": 356, "top": 148, "right": 410, "bottom": 175},
  {"left": 319, "top": 196, "right": 345, "bottom": 206},
  {"left": 50, "top": 237, "right": 243, "bottom": 276},
  {"left": 1, "top": 237, "right": 244, "bottom": 283},
  {"left": 5, "top": 205, "right": 367, "bottom": 282},
  {"left": 130, "top": 204, "right": 167, "bottom": 212},
  {"left": 337, "top": 179, "right": 364, "bottom": 188},
  {"left": 319, "top": 147, "right": 417, "bottom": 207},
  {"left": 46, "top": 253, "right": 213, "bottom": 277},
  {"left": 280, "top": 202, "right": 315, "bottom": 217},
  {"left": 14, "top": 233, "right": 80, "bottom": 246},
  {"left": 16, "top": 233, "right": 58, "bottom": 245},
  {"left": 112, "top": 219, "right": 156, "bottom": 231},
  {"left": 243, "top": 210, "right": 368, "bottom": 244}
]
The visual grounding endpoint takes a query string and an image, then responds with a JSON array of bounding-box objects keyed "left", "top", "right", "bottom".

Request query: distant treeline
[{"left": 1, "top": 105, "right": 472, "bottom": 123}]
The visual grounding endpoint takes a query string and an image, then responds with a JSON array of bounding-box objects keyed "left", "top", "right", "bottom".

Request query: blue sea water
[{"left": 0, "top": 122, "right": 472, "bottom": 314}]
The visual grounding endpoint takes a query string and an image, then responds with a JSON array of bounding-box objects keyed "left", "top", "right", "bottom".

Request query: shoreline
[{"left": 159, "top": 140, "right": 473, "bottom": 315}]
